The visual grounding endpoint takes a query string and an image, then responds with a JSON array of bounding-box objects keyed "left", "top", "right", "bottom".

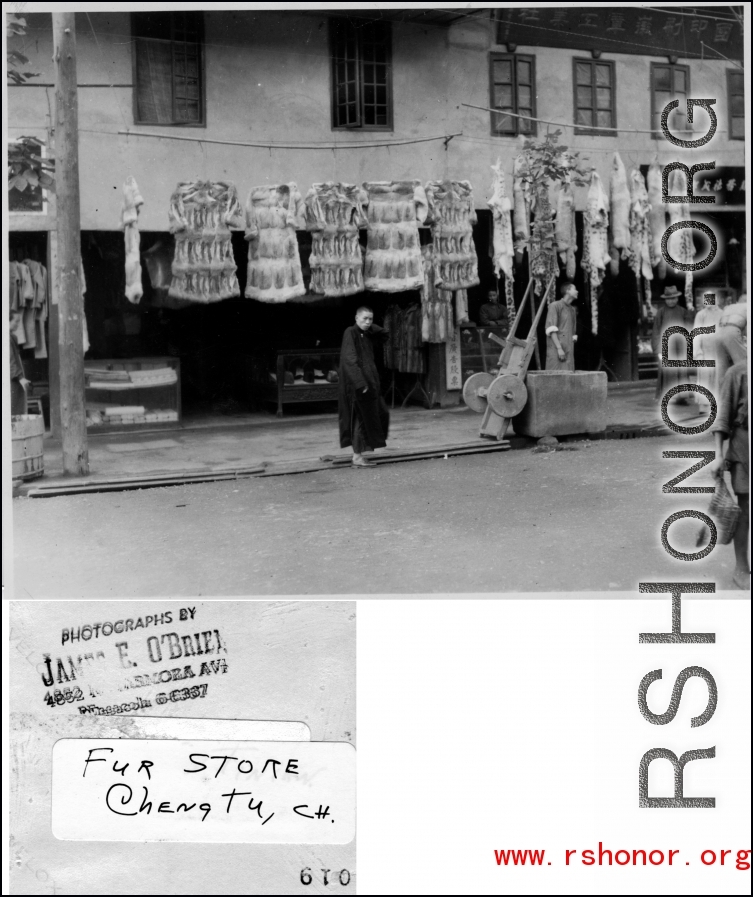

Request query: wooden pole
[{"left": 52, "top": 13, "right": 89, "bottom": 475}]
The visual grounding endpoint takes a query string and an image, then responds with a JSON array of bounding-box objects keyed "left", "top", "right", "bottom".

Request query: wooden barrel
[{"left": 11, "top": 414, "right": 45, "bottom": 480}]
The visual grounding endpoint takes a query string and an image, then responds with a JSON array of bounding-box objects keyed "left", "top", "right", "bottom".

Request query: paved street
[{"left": 11, "top": 435, "right": 744, "bottom": 597}]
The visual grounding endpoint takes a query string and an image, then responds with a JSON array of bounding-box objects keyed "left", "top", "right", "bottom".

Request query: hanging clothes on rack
[
  {"left": 419, "top": 244, "right": 455, "bottom": 344},
  {"left": 8, "top": 260, "right": 27, "bottom": 346},
  {"left": 168, "top": 180, "right": 244, "bottom": 304},
  {"left": 384, "top": 304, "right": 425, "bottom": 373},
  {"left": 13, "top": 261, "right": 36, "bottom": 347},
  {"left": 23, "top": 259, "right": 48, "bottom": 359},
  {"left": 487, "top": 158, "right": 516, "bottom": 320},
  {"left": 245, "top": 182, "right": 306, "bottom": 303},
  {"left": 362, "top": 180, "right": 427, "bottom": 292},
  {"left": 424, "top": 179, "right": 480, "bottom": 290},
  {"left": 304, "top": 182, "right": 367, "bottom": 298}
]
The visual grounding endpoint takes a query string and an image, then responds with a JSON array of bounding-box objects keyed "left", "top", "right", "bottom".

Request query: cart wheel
[
  {"left": 487, "top": 373, "right": 528, "bottom": 418},
  {"left": 462, "top": 372, "right": 494, "bottom": 414}
]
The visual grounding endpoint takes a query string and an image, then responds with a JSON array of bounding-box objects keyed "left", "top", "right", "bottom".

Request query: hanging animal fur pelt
[
  {"left": 628, "top": 167, "right": 654, "bottom": 313},
  {"left": 667, "top": 168, "right": 695, "bottom": 307},
  {"left": 425, "top": 179, "right": 480, "bottom": 290},
  {"left": 582, "top": 170, "right": 610, "bottom": 334},
  {"left": 647, "top": 160, "right": 667, "bottom": 280},
  {"left": 170, "top": 180, "right": 244, "bottom": 304},
  {"left": 121, "top": 176, "right": 144, "bottom": 304},
  {"left": 487, "top": 157, "right": 516, "bottom": 319},
  {"left": 555, "top": 175, "right": 576, "bottom": 281},
  {"left": 609, "top": 152, "right": 631, "bottom": 258},
  {"left": 304, "top": 182, "right": 367, "bottom": 298},
  {"left": 362, "top": 180, "right": 428, "bottom": 292},
  {"left": 512, "top": 153, "right": 530, "bottom": 265}
]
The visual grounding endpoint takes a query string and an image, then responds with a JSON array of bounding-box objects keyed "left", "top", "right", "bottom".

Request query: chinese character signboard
[
  {"left": 496, "top": 7, "right": 742, "bottom": 60},
  {"left": 639, "top": 165, "right": 745, "bottom": 207},
  {"left": 693, "top": 165, "right": 746, "bottom": 206},
  {"left": 445, "top": 329, "right": 463, "bottom": 391}
]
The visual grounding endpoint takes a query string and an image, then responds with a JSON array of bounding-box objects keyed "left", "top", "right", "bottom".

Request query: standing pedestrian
[
  {"left": 711, "top": 361, "right": 749, "bottom": 591},
  {"left": 693, "top": 292, "right": 725, "bottom": 413},
  {"left": 545, "top": 282, "right": 578, "bottom": 371},
  {"left": 715, "top": 291, "right": 747, "bottom": 386},
  {"left": 338, "top": 307, "right": 390, "bottom": 468},
  {"left": 652, "top": 285, "right": 692, "bottom": 400}
]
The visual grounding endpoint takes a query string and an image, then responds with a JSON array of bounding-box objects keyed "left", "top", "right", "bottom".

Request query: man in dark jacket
[{"left": 338, "top": 307, "right": 389, "bottom": 468}]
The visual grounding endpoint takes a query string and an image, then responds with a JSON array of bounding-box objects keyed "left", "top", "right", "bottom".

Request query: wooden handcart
[{"left": 462, "top": 274, "right": 556, "bottom": 440}]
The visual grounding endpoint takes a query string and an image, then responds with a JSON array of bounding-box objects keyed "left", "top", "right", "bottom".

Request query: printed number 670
[{"left": 300, "top": 868, "right": 351, "bottom": 886}]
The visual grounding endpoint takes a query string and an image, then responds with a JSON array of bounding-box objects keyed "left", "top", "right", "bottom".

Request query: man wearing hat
[{"left": 651, "top": 285, "right": 693, "bottom": 399}]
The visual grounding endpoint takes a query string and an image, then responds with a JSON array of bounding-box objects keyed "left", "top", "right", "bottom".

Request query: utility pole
[{"left": 52, "top": 13, "right": 89, "bottom": 476}]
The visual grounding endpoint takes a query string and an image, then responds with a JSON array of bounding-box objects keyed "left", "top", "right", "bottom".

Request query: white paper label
[{"left": 52, "top": 739, "right": 355, "bottom": 844}]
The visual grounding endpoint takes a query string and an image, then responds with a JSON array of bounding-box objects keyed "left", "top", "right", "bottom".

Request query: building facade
[{"left": 7, "top": 8, "right": 746, "bottom": 429}]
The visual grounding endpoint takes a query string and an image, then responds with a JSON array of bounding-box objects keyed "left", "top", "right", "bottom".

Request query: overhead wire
[
  {"left": 110, "top": 129, "right": 462, "bottom": 151},
  {"left": 461, "top": 102, "right": 729, "bottom": 136}
]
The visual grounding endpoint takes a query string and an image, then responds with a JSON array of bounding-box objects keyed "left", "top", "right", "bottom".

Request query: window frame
[
  {"left": 329, "top": 18, "right": 393, "bottom": 132},
  {"left": 8, "top": 139, "right": 48, "bottom": 215},
  {"left": 649, "top": 61, "right": 690, "bottom": 141},
  {"left": 131, "top": 11, "right": 206, "bottom": 128},
  {"left": 488, "top": 52, "right": 537, "bottom": 138},
  {"left": 727, "top": 68, "right": 744, "bottom": 141},
  {"left": 572, "top": 57, "right": 617, "bottom": 137}
]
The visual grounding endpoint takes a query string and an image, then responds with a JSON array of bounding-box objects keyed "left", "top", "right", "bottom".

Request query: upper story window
[
  {"left": 489, "top": 53, "right": 537, "bottom": 137},
  {"left": 132, "top": 12, "right": 204, "bottom": 126},
  {"left": 573, "top": 58, "right": 616, "bottom": 135},
  {"left": 330, "top": 19, "right": 392, "bottom": 130},
  {"left": 727, "top": 69, "right": 744, "bottom": 140},
  {"left": 650, "top": 62, "right": 689, "bottom": 139}
]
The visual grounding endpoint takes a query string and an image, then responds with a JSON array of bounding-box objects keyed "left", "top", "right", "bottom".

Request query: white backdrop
[{"left": 358, "top": 598, "right": 751, "bottom": 896}]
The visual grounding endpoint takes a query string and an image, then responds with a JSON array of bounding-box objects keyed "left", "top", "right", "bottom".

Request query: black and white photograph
[
  {"left": 2, "top": 5, "right": 750, "bottom": 896},
  {"left": 4, "top": 3, "right": 748, "bottom": 597},
  {"left": 6, "top": 4, "right": 749, "bottom": 597}
]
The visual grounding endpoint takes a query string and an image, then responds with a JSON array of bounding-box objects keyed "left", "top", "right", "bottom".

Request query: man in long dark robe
[{"left": 338, "top": 307, "right": 389, "bottom": 468}]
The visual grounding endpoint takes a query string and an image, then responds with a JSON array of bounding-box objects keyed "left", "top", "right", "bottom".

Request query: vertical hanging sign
[{"left": 445, "top": 329, "right": 462, "bottom": 391}]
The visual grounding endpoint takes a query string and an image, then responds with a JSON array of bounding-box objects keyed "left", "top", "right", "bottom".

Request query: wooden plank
[{"left": 26, "top": 465, "right": 267, "bottom": 497}]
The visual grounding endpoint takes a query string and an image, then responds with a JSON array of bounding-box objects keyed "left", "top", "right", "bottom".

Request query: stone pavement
[{"left": 25, "top": 381, "right": 706, "bottom": 488}]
